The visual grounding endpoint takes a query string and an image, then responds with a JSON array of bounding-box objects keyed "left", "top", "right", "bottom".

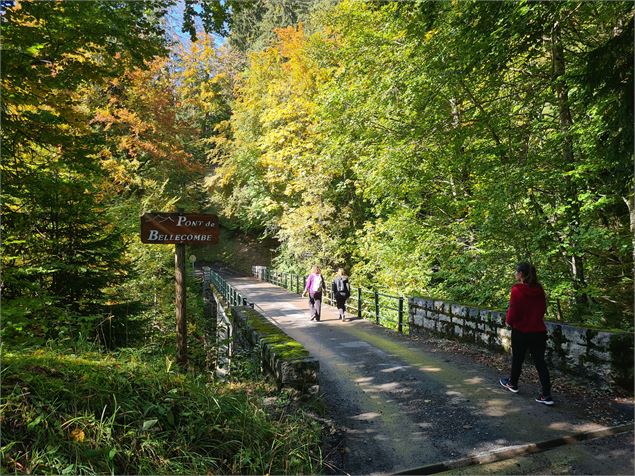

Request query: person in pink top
[
  {"left": 302, "top": 265, "right": 325, "bottom": 322},
  {"left": 499, "top": 262, "right": 554, "bottom": 406}
]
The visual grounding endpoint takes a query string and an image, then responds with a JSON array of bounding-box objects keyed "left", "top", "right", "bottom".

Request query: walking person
[
  {"left": 331, "top": 268, "right": 351, "bottom": 320},
  {"left": 302, "top": 266, "right": 325, "bottom": 321},
  {"left": 500, "top": 262, "right": 554, "bottom": 405}
]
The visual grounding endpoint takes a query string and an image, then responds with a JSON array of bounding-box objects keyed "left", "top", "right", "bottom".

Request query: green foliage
[
  {"left": 0, "top": 346, "right": 322, "bottom": 475},
  {"left": 1, "top": 0, "right": 169, "bottom": 343},
  {"left": 209, "top": 0, "right": 633, "bottom": 329},
  {"left": 227, "top": 0, "right": 323, "bottom": 52},
  {"left": 192, "top": 226, "right": 278, "bottom": 275}
]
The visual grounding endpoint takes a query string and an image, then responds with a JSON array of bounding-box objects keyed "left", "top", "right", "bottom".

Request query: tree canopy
[
  {"left": 2, "top": 0, "right": 633, "bottom": 343},
  {"left": 209, "top": 0, "right": 634, "bottom": 328}
]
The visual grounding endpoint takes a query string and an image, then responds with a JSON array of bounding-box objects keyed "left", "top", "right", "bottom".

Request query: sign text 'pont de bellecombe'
[{"left": 140, "top": 212, "right": 219, "bottom": 245}]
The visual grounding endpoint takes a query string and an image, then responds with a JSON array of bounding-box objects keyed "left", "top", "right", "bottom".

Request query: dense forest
[
  {"left": 4, "top": 0, "right": 632, "bottom": 341},
  {"left": 208, "top": 0, "right": 634, "bottom": 330},
  {"left": 0, "top": 0, "right": 633, "bottom": 473}
]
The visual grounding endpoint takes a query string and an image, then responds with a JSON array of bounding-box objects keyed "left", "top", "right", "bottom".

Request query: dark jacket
[{"left": 506, "top": 283, "right": 547, "bottom": 333}]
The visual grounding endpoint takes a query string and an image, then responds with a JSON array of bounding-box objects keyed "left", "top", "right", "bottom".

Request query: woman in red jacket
[{"left": 499, "top": 262, "right": 553, "bottom": 405}]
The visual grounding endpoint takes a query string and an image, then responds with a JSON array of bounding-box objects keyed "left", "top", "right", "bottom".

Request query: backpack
[
  {"left": 311, "top": 274, "right": 324, "bottom": 294},
  {"left": 335, "top": 277, "right": 350, "bottom": 298}
]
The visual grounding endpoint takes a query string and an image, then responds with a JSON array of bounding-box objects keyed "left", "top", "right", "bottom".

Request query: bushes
[{"left": 0, "top": 346, "right": 322, "bottom": 475}]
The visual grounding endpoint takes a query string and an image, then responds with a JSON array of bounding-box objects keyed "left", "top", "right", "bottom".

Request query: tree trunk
[
  {"left": 551, "top": 21, "right": 588, "bottom": 305},
  {"left": 624, "top": 195, "right": 635, "bottom": 292}
]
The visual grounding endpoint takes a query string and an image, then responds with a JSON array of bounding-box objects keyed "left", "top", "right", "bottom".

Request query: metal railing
[
  {"left": 257, "top": 268, "right": 408, "bottom": 334},
  {"left": 203, "top": 268, "right": 255, "bottom": 309}
]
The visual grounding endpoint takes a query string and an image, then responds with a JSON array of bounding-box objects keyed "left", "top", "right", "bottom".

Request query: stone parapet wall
[
  {"left": 232, "top": 306, "right": 319, "bottom": 393},
  {"left": 409, "top": 297, "right": 634, "bottom": 392}
]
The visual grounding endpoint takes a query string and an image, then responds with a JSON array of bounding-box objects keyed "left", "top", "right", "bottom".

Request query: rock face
[
  {"left": 231, "top": 306, "right": 320, "bottom": 394},
  {"left": 409, "top": 296, "right": 634, "bottom": 392}
]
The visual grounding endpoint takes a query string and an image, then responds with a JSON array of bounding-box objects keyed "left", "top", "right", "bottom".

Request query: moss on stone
[{"left": 235, "top": 307, "right": 310, "bottom": 361}]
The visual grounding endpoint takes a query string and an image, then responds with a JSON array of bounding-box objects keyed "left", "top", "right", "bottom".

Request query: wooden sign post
[{"left": 140, "top": 211, "right": 219, "bottom": 368}]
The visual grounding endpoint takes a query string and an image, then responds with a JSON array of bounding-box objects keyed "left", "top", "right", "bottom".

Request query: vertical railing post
[
  {"left": 285, "top": 272, "right": 288, "bottom": 289},
  {"left": 295, "top": 274, "right": 299, "bottom": 294},
  {"left": 398, "top": 296, "right": 404, "bottom": 334},
  {"left": 374, "top": 290, "right": 379, "bottom": 325},
  {"left": 357, "top": 287, "right": 362, "bottom": 320}
]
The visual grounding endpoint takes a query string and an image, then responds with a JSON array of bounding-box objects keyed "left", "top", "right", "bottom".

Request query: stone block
[
  {"left": 560, "top": 324, "right": 586, "bottom": 346},
  {"left": 409, "top": 297, "right": 425, "bottom": 310},
  {"left": 437, "top": 313, "right": 452, "bottom": 324},
  {"left": 490, "top": 311, "right": 506, "bottom": 326},
  {"left": 423, "top": 318, "right": 436, "bottom": 331},
  {"left": 468, "top": 307, "right": 480, "bottom": 320},
  {"left": 463, "top": 320, "right": 477, "bottom": 330},
  {"left": 451, "top": 304, "right": 468, "bottom": 318},
  {"left": 413, "top": 313, "right": 424, "bottom": 327},
  {"left": 588, "top": 331, "right": 611, "bottom": 352},
  {"left": 439, "top": 320, "right": 454, "bottom": 337}
]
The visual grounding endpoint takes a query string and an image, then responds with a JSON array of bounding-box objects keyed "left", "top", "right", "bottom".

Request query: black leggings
[
  {"left": 335, "top": 296, "right": 347, "bottom": 316},
  {"left": 510, "top": 330, "right": 551, "bottom": 396}
]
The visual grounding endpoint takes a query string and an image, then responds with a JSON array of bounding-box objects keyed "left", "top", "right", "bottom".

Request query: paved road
[{"left": 223, "top": 275, "right": 634, "bottom": 475}]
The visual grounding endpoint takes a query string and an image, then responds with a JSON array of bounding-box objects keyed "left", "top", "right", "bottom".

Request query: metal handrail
[
  {"left": 255, "top": 267, "right": 408, "bottom": 334},
  {"left": 204, "top": 268, "right": 255, "bottom": 310}
]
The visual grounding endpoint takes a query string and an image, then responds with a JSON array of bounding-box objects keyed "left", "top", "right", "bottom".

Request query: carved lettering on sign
[{"left": 140, "top": 212, "right": 219, "bottom": 244}]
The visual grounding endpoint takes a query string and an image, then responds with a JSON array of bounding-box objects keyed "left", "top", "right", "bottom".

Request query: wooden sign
[
  {"left": 140, "top": 212, "right": 219, "bottom": 244},
  {"left": 140, "top": 211, "right": 220, "bottom": 369}
]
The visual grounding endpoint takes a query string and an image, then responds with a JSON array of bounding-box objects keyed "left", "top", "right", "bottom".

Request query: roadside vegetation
[{"left": 1, "top": 343, "right": 322, "bottom": 475}]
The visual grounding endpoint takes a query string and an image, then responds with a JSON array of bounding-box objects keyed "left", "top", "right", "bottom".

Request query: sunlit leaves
[{"left": 211, "top": 0, "right": 633, "bottom": 328}]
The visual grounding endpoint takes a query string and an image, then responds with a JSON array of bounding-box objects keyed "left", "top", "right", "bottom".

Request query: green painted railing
[
  {"left": 254, "top": 267, "right": 408, "bottom": 334},
  {"left": 205, "top": 268, "right": 255, "bottom": 309}
]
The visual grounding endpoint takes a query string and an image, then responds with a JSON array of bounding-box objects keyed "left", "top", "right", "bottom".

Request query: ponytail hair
[{"left": 516, "top": 262, "right": 539, "bottom": 286}]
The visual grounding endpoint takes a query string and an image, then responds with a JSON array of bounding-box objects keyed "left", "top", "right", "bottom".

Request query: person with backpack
[
  {"left": 331, "top": 268, "right": 351, "bottom": 320},
  {"left": 302, "top": 265, "right": 325, "bottom": 321},
  {"left": 499, "top": 262, "right": 554, "bottom": 406}
]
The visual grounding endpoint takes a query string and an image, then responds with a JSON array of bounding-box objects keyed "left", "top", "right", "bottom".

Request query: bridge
[{"left": 205, "top": 268, "right": 634, "bottom": 475}]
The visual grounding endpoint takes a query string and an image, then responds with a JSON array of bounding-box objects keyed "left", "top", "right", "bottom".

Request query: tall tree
[{"left": 1, "top": 0, "right": 168, "bottom": 340}]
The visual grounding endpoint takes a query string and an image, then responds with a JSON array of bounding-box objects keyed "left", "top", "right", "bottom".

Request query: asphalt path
[{"left": 223, "top": 275, "right": 634, "bottom": 475}]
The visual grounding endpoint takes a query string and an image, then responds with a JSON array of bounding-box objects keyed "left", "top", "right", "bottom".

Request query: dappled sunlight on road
[
  {"left": 547, "top": 421, "right": 606, "bottom": 432},
  {"left": 480, "top": 399, "right": 515, "bottom": 417},
  {"left": 418, "top": 365, "right": 442, "bottom": 372},
  {"left": 380, "top": 364, "right": 412, "bottom": 373},
  {"left": 350, "top": 412, "right": 381, "bottom": 421}
]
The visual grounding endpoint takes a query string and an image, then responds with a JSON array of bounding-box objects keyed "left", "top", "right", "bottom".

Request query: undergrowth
[{"left": 0, "top": 345, "right": 322, "bottom": 475}]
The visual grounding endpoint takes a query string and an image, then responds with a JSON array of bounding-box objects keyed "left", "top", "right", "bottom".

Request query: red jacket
[{"left": 505, "top": 283, "right": 547, "bottom": 333}]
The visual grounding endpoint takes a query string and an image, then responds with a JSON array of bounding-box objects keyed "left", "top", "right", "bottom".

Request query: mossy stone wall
[
  {"left": 409, "top": 297, "right": 633, "bottom": 393},
  {"left": 231, "top": 306, "right": 319, "bottom": 393}
]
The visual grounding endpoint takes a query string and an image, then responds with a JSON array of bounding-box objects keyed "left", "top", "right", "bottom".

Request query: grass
[{"left": 0, "top": 345, "right": 322, "bottom": 475}]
